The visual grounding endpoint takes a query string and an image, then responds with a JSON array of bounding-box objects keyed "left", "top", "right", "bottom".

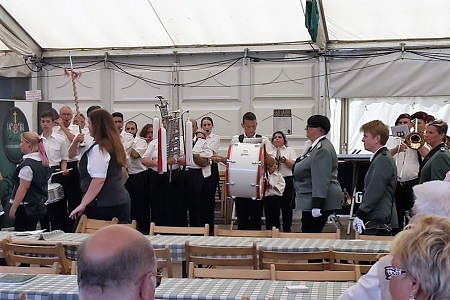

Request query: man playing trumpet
[{"left": 386, "top": 112, "right": 431, "bottom": 233}]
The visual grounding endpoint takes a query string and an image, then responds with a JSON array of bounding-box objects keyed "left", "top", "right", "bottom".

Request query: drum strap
[{"left": 238, "top": 134, "right": 261, "bottom": 143}]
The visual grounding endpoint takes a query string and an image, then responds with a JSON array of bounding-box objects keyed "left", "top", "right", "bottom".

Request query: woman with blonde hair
[
  {"left": 69, "top": 109, "right": 131, "bottom": 223},
  {"left": 419, "top": 119, "right": 450, "bottom": 183},
  {"left": 387, "top": 214, "right": 450, "bottom": 300},
  {"left": 10, "top": 131, "right": 51, "bottom": 231}
]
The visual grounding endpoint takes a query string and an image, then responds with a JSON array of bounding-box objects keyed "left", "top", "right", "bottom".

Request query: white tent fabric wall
[
  {"left": 347, "top": 97, "right": 450, "bottom": 154},
  {"left": 0, "top": 52, "right": 31, "bottom": 77},
  {"left": 328, "top": 49, "right": 450, "bottom": 98}
]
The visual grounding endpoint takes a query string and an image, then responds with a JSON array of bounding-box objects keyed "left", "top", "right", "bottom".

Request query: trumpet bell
[{"left": 404, "top": 131, "right": 425, "bottom": 150}]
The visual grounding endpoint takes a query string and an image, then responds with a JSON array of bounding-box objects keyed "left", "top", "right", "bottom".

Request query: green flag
[{"left": 305, "top": 0, "right": 319, "bottom": 42}]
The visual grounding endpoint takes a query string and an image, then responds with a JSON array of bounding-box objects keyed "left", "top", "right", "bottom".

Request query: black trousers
[
  {"left": 65, "top": 161, "right": 83, "bottom": 232},
  {"left": 280, "top": 176, "right": 294, "bottom": 232},
  {"left": 301, "top": 210, "right": 333, "bottom": 233},
  {"left": 41, "top": 170, "right": 68, "bottom": 232},
  {"left": 149, "top": 169, "right": 187, "bottom": 227},
  {"left": 84, "top": 202, "right": 131, "bottom": 223},
  {"left": 125, "top": 171, "right": 151, "bottom": 234},
  {"left": 14, "top": 206, "right": 40, "bottom": 231},
  {"left": 235, "top": 197, "right": 263, "bottom": 230},
  {"left": 394, "top": 178, "right": 418, "bottom": 233},
  {"left": 200, "top": 175, "right": 217, "bottom": 234},
  {"left": 184, "top": 168, "right": 204, "bottom": 227},
  {"left": 263, "top": 195, "right": 281, "bottom": 230}
]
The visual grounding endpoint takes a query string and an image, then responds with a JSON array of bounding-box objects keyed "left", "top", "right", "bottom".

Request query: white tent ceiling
[{"left": 1, "top": 0, "right": 450, "bottom": 54}]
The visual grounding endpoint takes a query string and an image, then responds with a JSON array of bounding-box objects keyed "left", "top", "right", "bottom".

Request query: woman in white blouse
[
  {"left": 271, "top": 131, "right": 297, "bottom": 232},
  {"left": 200, "top": 117, "right": 221, "bottom": 231}
]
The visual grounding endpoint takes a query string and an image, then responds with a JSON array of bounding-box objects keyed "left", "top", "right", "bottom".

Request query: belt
[{"left": 398, "top": 178, "right": 419, "bottom": 186}]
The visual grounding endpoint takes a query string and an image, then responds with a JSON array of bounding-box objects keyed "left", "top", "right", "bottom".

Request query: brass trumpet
[
  {"left": 445, "top": 135, "right": 450, "bottom": 148},
  {"left": 404, "top": 118, "right": 425, "bottom": 150}
]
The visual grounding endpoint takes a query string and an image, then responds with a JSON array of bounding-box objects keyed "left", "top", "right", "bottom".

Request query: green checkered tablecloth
[
  {"left": 150, "top": 236, "right": 390, "bottom": 262},
  {"left": 259, "top": 239, "right": 390, "bottom": 254},
  {"left": 0, "top": 274, "right": 78, "bottom": 300},
  {"left": 1, "top": 232, "right": 391, "bottom": 263},
  {"left": 8, "top": 232, "right": 91, "bottom": 260},
  {"left": 156, "top": 278, "right": 355, "bottom": 300}
]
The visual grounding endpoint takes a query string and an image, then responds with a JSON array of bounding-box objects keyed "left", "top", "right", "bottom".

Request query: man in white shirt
[
  {"left": 54, "top": 106, "right": 83, "bottom": 232},
  {"left": 124, "top": 121, "right": 151, "bottom": 234},
  {"left": 40, "top": 111, "right": 69, "bottom": 231},
  {"left": 212, "top": 112, "right": 275, "bottom": 230}
]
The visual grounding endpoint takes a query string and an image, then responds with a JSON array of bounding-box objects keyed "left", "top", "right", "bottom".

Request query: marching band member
[
  {"left": 184, "top": 119, "right": 212, "bottom": 227},
  {"left": 271, "top": 131, "right": 297, "bottom": 232},
  {"left": 141, "top": 121, "right": 187, "bottom": 227},
  {"left": 212, "top": 112, "right": 275, "bottom": 230},
  {"left": 54, "top": 106, "right": 83, "bottom": 231},
  {"left": 386, "top": 113, "right": 420, "bottom": 232},
  {"left": 40, "top": 111, "right": 69, "bottom": 231},
  {"left": 10, "top": 132, "right": 51, "bottom": 231},
  {"left": 199, "top": 117, "right": 220, "bottom": 232},
  {"left": 354, "top": 120, "right": 397, "bottom": 236},
  {"left": 419, "top": 119, "right": 450, "bottom": 183},
  {"left": 262, "top": 159, "right": 285, "bottom": 230},
  {"left": 294, "top": 115, "right": 342, "bottom": 233},
  {"left": 69, "top": 109, "right": 131, "bottom": 223},
  {"left": 124, "top": 121, "right": 150, "bottom": 234}
]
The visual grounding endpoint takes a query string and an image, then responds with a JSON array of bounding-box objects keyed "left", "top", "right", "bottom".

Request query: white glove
[
  {"left": 311, "top": 208, "right": 322, "bottom": 218},
  {"left": 353, "top": 217, "right": 366, "bottom": 234}
]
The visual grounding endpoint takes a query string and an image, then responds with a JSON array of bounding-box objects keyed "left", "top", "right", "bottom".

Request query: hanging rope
[{"left": 64, "top": 68, "right": 82, "bottom": 116}]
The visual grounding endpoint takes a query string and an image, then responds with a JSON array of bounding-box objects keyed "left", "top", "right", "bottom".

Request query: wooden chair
[
  {"left": 75, "top": 214, "right": 119, "bottom": 233},
  {"left": 120, "top": 220, "right": 137, "bottom": 229},
  {"left": 70, "top": 261, "right": 77, "bottom": 275},
  {"left": 273, "top": 228, "right": 341, "bottom": 239},
  {"left": 185, "top": 241, "right": 258, "bottom": 275},
  {"left": 154, "top": 245, "right": 173, "bottom": 278},
  {"left": 214, "top": 225, "right": 276, "bottom": 238},
  {"left": 271, "top": 264, "right": 361, "bottom": 281},
  {"left": 329, "top": 246, "right": 380, "bottom": 273},
  {"left": 18, "top": 293, "right": 26, "bottom": 300},
  {"left": 149, "top": 222, "right": 209, "bottom": 236},
  {"left": 355, "top": 232, "right": 395, "bottom": 241},
  {"left": 0, "top": 262, "right": 60, "bottom": 274},
  {"left": 259, "top": 249, "right": 332, "bottom": 271},
  {"left": 188, "top": 262, "right": 273, "bottom": 279},
  {"left": 1, "top": 237, "right": 71, "bottom": 274}
]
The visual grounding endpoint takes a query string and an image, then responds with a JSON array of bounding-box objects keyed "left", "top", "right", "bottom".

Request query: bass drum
[
  {"left": 46, "top": 183, "right": 65, "bottom": 205},
  {"left": 226, "top": 142, "right": 266, "bottom": 200}
]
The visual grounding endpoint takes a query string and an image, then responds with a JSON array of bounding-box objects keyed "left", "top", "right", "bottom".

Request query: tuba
[{"left": 404, "top": 118, "right": 425, "bottom": 150}]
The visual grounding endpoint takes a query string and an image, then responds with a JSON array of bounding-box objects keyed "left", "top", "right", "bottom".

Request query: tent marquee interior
[{"left": 1, "top": 0, "right": 450, "bottom": 153}]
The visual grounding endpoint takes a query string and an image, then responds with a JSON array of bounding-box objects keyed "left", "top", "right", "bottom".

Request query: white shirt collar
[
  {"left": 310, "top": 135, "right": 327, "bottom": 149},
  {"left": 370, "top": 146, "right": 385, "bottom": 161},
  {"left": 22, "top": 152, "right": 42, "bottom": 161}
]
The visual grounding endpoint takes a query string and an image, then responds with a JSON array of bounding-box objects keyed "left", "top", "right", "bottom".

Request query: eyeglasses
[
  {"left": 138, "top": 271, "right": 162, "bottom": 288},
  {"left": 384, "top": 266, "right": 407, "bottom": 280},
  {"left": 306, "top": 125, "right": 320, "bottom": 129},
  {"left": 152, "top": 272, "right": 162, "bottom": 287}
]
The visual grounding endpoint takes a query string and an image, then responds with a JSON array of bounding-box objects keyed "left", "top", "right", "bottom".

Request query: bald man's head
[{"left": 77, "top": 225, "right": 157, "bottom": 300}]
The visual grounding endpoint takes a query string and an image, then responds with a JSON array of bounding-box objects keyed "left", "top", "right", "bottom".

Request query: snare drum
[
  {"left": 46, "top": 183, "right": 65, "bottom": 205},
  {"left": 226, "top": 142, "right": 266, "bottom": 200}
]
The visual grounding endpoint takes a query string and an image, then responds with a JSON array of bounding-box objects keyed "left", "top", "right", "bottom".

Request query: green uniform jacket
[
  {"left": 419, "top": 143, "right": 450, "bottom": 183},
  {"left": 356, "top": 147, "right": 398, "bottom": 228},
  {"left": 293, "top": 137, "right": 342, "bottom": 212}
]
